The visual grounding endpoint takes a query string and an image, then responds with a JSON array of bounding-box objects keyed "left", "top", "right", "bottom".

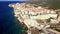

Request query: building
[{"left": 9, "top": 3, "right": 60, "bottom": 34}]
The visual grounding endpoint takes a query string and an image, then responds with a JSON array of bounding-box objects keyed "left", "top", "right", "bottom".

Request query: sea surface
[
  {"left": 0, "top": 1, "right": 25, "bottom": 34},
  {"left": 0, "top": 1, "right": 60, "bottom": 34}
]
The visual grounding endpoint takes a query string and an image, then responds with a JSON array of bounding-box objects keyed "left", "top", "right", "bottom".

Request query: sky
[
  {"left": 0, "top": 0, "right": 49, "bottom": 1},
  {"left": 0, "top": 0, "right": 27, "bottom": 1},
  {"left": 0, "top": 0, "right": 40, "bottom": 1}
]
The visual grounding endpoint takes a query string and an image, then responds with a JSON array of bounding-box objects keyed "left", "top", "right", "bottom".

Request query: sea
[
  {"left": 0, "top": 1, "right": 60, "bottom": 34},
  {"left": 0, "top": 1, "right": 25, "bottom": 34}
]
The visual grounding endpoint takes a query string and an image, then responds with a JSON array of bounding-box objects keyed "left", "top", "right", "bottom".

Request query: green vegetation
[{"left": 25, "top": 1, "right": 60, "bottom": 9}]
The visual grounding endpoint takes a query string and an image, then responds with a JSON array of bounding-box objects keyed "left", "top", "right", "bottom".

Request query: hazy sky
[
  {"left": 0, "top": 0, "right": 40, "bottom": 1},
  {"left": 0, "top": 0, "right": 26, "bottom": 1},
  {"left": 0, "top": 0, "right": 49, "bottom": 1}
]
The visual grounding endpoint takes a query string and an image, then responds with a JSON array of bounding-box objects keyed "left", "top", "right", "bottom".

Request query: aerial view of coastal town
[
  {"left": 0, "top": 0, "right": 60, "bottom": 34},
  {"left": 8, "top": 1, "right": 60, "bottom": 34}
]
